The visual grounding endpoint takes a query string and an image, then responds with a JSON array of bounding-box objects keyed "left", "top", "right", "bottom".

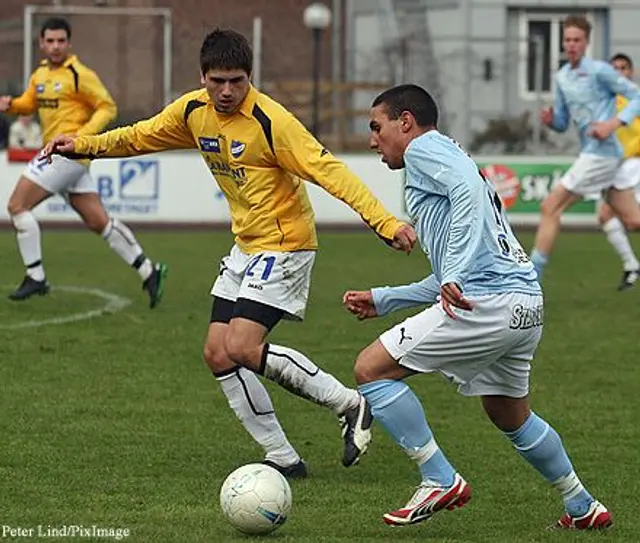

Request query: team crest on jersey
[
  {"left": 230, "top": 140, "right": 246, "bottom": 158},
  {"left": 198, "top": 137, "right": 220, "bottom": 153},
  {"left": 54, "top": 82, "right": 62, "bottom": 92},
  {"left": 36, "top": 84, "right": 45, "bottom": 94}
]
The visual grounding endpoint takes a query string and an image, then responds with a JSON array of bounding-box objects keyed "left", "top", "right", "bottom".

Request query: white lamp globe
[{"left": 303, "top": 3, "right": 332, "bottom": 30}]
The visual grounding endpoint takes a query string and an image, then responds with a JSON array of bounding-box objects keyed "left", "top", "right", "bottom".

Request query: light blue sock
[
  {"left": 359, "top": 379, "right": 456, "bottom": 486},
  {"left": 504, "top": 412, "right": 594, "bottom": 517},
  {"left": 530, "top": 249, "right": 548, "bottom": 280}
]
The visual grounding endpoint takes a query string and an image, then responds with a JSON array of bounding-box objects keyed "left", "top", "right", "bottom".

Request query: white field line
[{"left": 0, "top": 285, "right": 132, "bottom": 330}]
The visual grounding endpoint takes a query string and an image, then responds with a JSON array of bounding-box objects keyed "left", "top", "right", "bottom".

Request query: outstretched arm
[
  {"left": 273, "top": 114, "right": 415, "bottom": 253},
  {"left": 42, "top": 95, "right": 196, "bottom": 159},
  {"left": 343, "top": 274, "right": 439, "bottom": 320}
]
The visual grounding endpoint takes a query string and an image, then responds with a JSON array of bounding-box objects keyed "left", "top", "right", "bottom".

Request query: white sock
[
  {"left": 262, "top": 343, "right": 360, "bottom": 415},
  {"left": 603, "top": 218, "right": 640, "bottom": 271},
  {"left": 552, "top": 470, "right": 587, "bottom": 503},
  {"left": 101, "top": 218, "right": 153, "bottom": 280},
  {"left": 11, "top": 211, "right": 45, "bottom": 281},
  {"left": 217, "top": 367, "right": 300, "bottom": 467}
]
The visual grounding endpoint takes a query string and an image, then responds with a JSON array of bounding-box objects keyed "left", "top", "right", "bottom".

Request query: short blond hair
[{"left": 564, "top": 14, "right": 591, "bottom": 40}]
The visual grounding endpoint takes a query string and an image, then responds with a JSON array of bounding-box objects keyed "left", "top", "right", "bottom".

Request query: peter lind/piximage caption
[{"left": 2, "top": 525, "right": 130, "bottom": 540}]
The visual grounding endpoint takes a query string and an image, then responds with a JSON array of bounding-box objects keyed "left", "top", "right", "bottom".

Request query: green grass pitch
[{"left": 0, "top": 229, "right": 637, "bottom": 542}]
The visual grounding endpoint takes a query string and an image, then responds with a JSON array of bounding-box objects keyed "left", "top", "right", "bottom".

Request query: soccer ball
[{"left": 219, "top": 463, "right": 292, "bottom": 535}]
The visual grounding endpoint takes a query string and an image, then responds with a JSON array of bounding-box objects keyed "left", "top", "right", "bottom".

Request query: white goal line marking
[{"left": 0, "top": 285, "right": 132, "bottom": 330}]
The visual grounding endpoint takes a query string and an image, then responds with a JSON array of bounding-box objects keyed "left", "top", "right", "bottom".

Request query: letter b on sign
[{"left": 97, "top": 176, "right": 114, "bottom": 199}]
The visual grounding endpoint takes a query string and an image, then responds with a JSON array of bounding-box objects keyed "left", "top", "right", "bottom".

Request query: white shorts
[
  {"left": 23, "top": 154, "right": 95, "bottom": 194},
  {"left": 610, "top": 157, "right": 640, "bottom": 194},
  {"left": 560, "top": 154, "right": 619, "bottom": 197},
  {"left": 379, "top": 292, "right": 543, "bottom": 398},
  {"left": 211, "top": 244, "right": 316, "bottom": 321}
]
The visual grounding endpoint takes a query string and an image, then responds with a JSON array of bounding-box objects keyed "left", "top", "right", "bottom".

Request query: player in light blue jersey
[
  {"left": 532, "top": 14, "right": 640, "bottom": 279},
  {"left": 597, "top": 53, "right": 640, "bottom": 290},
  {"left": 343, "top": 84, "right": 611, "bottom": 530}
]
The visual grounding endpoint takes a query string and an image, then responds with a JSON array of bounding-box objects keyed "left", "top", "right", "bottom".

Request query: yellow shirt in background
[
  {"left": 9, "top": 54, "right": 116, "bottom": 144},
  {"left": 616, "top": 95, "right": 640, "bottom": 158}
]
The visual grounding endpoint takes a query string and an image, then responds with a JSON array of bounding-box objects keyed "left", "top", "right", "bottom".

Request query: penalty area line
[{"left": 0, "top": 285, "right": 132, "bottom": 330}]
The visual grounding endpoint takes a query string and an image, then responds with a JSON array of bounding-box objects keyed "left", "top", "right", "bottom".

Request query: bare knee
[
  {"left": 87, "top": 219, "right": 108, "bottom": 234},
  {"left": 540, "top": 197, "right": 562, "bottom": 220},
  {"left": 621, "top": 217, "right": 640, "bottom": 231},
  {"left": 613, "top": 214, "right": 640, "bottom": 231},
  {"left": 7, "top": 177, "right": 50, "bottom": 216},
  {"left": 598, "top": 205, "right": 615, "bottom": 227},
  {"left": 481, "top": 395, "right": 531, "bottom": 432},
  {"left": 203, "top": 340, "right": 234, "bottom": 374},
  {"left": 354, "top": 340, "right": 412, "bottom": 385},
  {"left": 7, "top": 197, "right": 28, "bottom": 217},
  {"left": 7, "top": 202, "right": 21, "bottom": 217},
  {"left": 224, "top": 333, "right": 262, "bottom": 368},
  {"left": 354, "top": 351, "right": 377, "bottom": 385},
  {"left": 222, "top": 319, "right": 269, "bottom": 371},
  {"left": 540, "top": 185, "right": 578, "bottom": 221},
  {"left": 83, "top": 213, "right": 109, "bottom": 234}
]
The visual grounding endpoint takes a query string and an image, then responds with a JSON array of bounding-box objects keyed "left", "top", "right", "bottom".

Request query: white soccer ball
[{"left": 219, "top": 463, "right": 292, "bottom": 535}]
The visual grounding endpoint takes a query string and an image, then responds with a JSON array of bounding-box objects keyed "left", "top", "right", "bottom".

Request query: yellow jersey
[
  {"left": 71, "top": 86, "right": 403, "bottom": 254},
  {"left": 616, "top": 95, "right": 640, "bottom": 158},
  {"left": 8, "top": 55, "right": 116, "bottom": 144}
]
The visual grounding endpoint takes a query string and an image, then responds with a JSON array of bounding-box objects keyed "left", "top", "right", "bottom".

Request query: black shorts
[{"left": 209, "top": 296, "right": 283, "bottom": 331}]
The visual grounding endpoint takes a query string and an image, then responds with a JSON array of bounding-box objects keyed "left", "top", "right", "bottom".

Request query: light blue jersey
[
  {"left": 373, "top": 131, "right": 540, "bottom": 313},
  {"left": 552, "top": 57, "right": 640, "bottom": 157}
]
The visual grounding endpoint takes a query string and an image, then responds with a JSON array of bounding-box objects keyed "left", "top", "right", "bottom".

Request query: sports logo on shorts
[
  {"left": 509, "top": 304, "right": 544, "bottom": 330},
  {"left": 230, "top": 140, "right": 246, "bottom": 158},
  {"left": 398, "top": 327, "right": 413, "bottom": 345}
]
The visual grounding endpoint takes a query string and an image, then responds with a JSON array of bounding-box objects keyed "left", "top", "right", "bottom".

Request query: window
[
  {"left": 519, "top": 11, "right": 594, "bottom": 100},
  {"left": 526, "top": 20, "right": 552, "bottom": 93}
]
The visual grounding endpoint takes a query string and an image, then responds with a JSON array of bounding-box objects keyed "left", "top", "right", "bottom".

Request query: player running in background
[
  {"left": 0, "top": 17, "right": 166, "bottom": 306},
  {"left": 531, "top": 14, "right": 640, "bottom": 280},
  {"left": 343, "top": 84, "right": 611, "bottom": 529},
  {"left": 597, "top": 53, "right": 640, "bottom": 290},
  {"left": 42, "top": 29, "right": 416, "bottom": 477}
]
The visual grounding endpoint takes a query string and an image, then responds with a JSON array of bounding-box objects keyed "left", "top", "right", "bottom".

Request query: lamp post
[{"left": 303, "top": 3, "right": 332, "bottom": 137}]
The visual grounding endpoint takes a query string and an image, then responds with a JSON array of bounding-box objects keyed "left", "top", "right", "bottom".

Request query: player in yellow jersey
[
  {"left": 44, "top": 28, "right": 416, "bottom": 477},
  {"left": 598, "top": 53, "right": 640, "bottom": 290},
  {"left": 0, "top": 17, "right": 167, "bottom": 306}
]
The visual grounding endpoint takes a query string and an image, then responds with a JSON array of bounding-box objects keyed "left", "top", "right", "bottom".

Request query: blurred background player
[
  {"left": 9, "top": 115, "right": 42, "bottom": 151},
  {"left": 597, "top": 53, "right": 640, "bottom": 290},
  {"left": 0, "top": 17, "right": 167, "bottom": 306},
  {"left": 532, "top": 15, "right": 640, "bottom": 280},
  {"left": 345, "top": 84, "right": 610, "bottom": 530},
  {"left": 42, "top": 29, "right": 416, "bottom": 477}
]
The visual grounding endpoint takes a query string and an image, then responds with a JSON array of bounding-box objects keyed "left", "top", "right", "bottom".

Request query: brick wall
[{"left": 0, "top": 0, "right": 334, "bottom": 125}]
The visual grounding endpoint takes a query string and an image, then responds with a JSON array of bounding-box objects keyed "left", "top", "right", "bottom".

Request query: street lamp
[{"left": 303, "top": 2, "right": 331, "bottom": 137}]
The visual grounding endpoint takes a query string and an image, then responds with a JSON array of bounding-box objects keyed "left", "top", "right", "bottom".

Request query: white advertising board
[
  {"left": 0, "top": 150, "right": 597, "bottom": 227},
  {"left": 0, "top": 150, "right": 406, "bottom": 225}
]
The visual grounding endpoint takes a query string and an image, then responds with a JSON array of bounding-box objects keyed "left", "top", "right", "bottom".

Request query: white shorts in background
[
  {"left": 585, "top": 157, "right": 640, "bottom": 202},
  {"left": 610, "top": 157, "right": 640, "bottom": 195},
  {"left": 23, "top": 154, "right": 95, "bottom": 194},
  {"left": 560, "top": 154, "right": 620, "bottom": 197},
  {"left": 379, "top": 292, "right": 544, "bottom": 398},
  {"left": 211, "top": 244, "right": 316, "bottom": 321}
]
